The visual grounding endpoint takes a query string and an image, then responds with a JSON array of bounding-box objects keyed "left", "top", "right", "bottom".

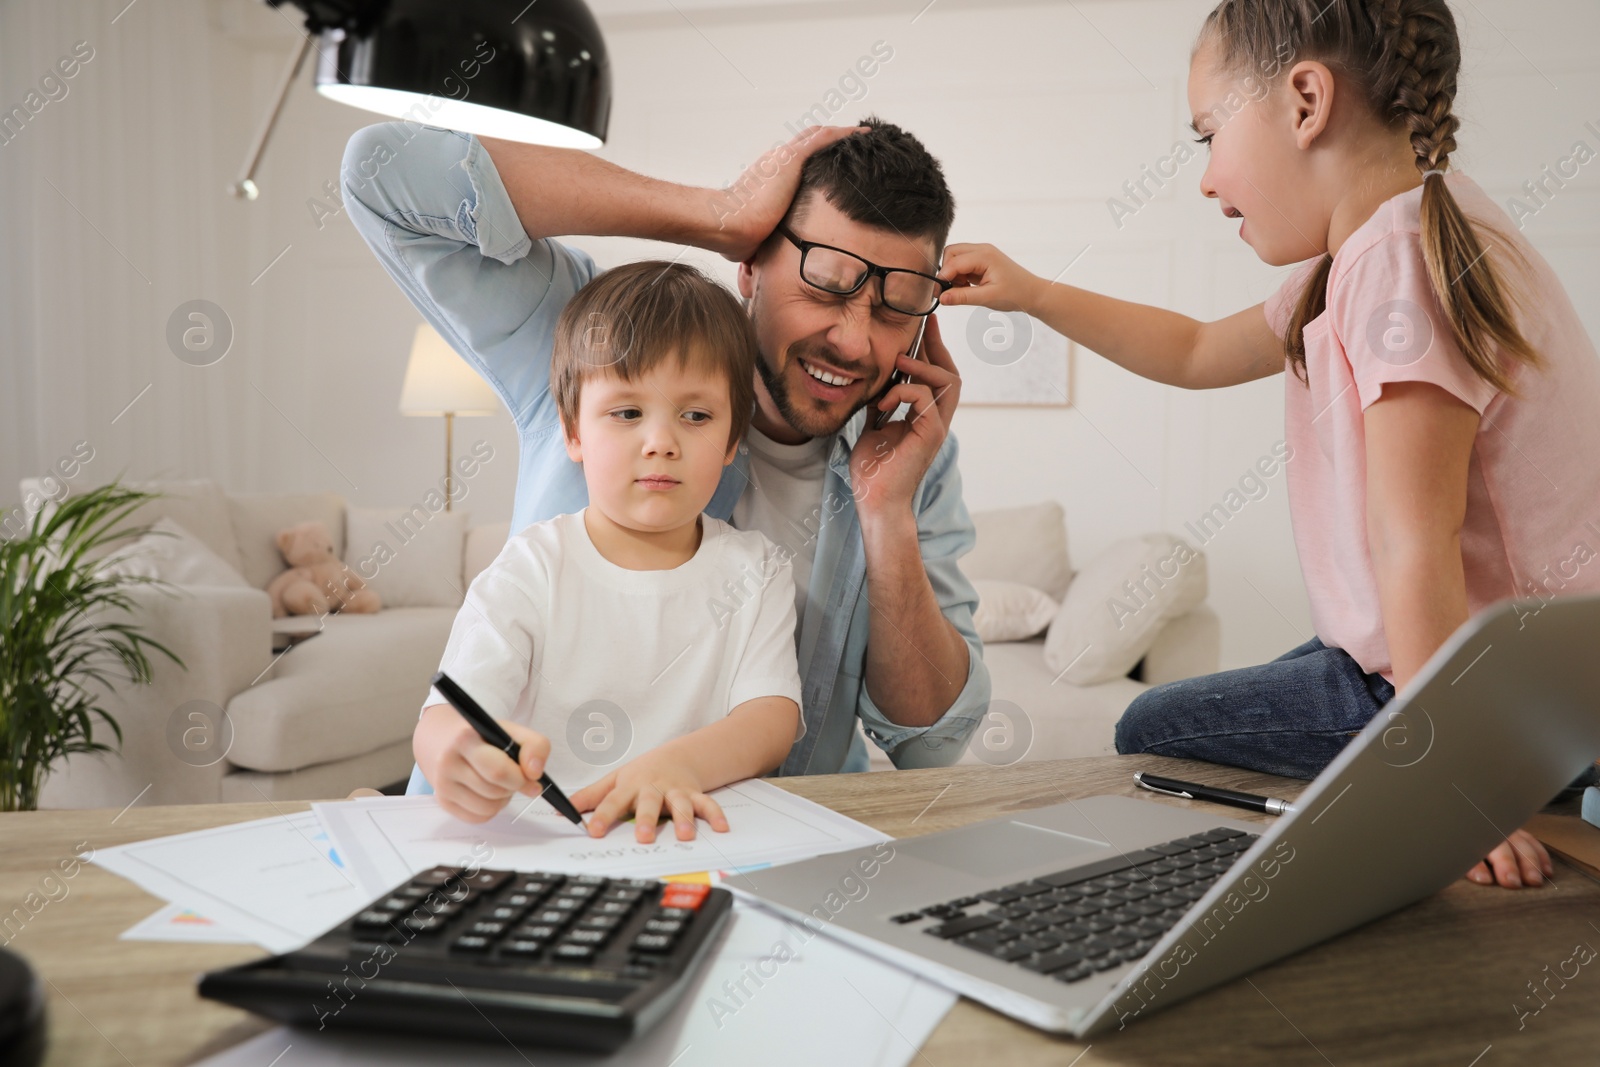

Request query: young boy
[{"left": 410, "top": 260, "right": 803, "bottom": 843}]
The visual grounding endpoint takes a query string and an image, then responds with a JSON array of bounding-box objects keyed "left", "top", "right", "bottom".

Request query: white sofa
[
  {"left": 865, "top": 501, "right": 1219, "bottom": 770},
  {"left": 27, "top": 481, "right": 1216, "bottom": 807},
  {"left": 28, "top": 479, "right": 507, "bottom": 808}
]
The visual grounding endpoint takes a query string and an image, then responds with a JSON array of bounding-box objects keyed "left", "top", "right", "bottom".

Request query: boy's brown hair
[{"left": 552, "top": 261, "right": 758, "bottom": 451}]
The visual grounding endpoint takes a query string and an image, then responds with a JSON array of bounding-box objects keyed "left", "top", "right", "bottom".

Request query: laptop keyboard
[{"left": 888, "top": 827, "right": 1259, "bottom": 985}]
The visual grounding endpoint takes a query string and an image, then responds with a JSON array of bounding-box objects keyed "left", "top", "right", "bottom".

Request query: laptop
[{"left": 741, "top": 594, "right": 1600, "bottom": 1036}]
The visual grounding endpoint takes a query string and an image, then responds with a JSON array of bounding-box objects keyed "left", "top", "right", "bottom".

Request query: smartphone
[
  {"left": 871, "top": 249, "right": 946, "bottom": 430},
  {"left": 871, "top": 312, "right": 932, "bottom": 430}
]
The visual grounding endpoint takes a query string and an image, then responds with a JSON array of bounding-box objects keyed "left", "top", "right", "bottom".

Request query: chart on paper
[
  {"left": 313, "top": 778, "right": 890, "bottom": 897},
  {"left": 92, "top": 811, "right": 368, "bottom": 952}
]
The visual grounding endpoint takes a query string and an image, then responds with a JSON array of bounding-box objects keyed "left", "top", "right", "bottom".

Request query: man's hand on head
[
  {"left": 849, "top": 312, "right": 962, "bottom": 523},
  {"left": 711, "top": 124, "right": 869, "bottom": 262}
]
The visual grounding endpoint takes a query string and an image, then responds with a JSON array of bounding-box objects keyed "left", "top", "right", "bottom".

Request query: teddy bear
[{"left": 265, "top": 520, "right": 381, "bottom": 619}]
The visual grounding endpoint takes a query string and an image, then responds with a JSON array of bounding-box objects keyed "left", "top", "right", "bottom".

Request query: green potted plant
[{"left": 0, "top": 483, "right": 184, "bottom": 811}]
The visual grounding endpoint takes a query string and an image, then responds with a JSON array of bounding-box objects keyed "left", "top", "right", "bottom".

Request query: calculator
[{"left": 197, "top": 865, "right": 733, "bottom": 1053}]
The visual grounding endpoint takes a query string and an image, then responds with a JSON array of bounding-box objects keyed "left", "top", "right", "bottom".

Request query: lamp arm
[
  {"left": 229, "top": 31, "right": 312, "bottom": 200},
  {"left": 231, "top": 0, "right": 386, "bottom": 200}
]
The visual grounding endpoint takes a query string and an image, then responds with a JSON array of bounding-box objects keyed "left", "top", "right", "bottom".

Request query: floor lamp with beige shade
[{"left": 398, "top": 324, "right": 501, "bottom": 511}]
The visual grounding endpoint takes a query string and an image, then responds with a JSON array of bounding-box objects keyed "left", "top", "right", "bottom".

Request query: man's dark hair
[{"left": 787, "top": 115, "right": 955, "bottom": 253}]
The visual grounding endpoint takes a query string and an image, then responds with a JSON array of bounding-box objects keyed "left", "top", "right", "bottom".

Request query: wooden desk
[{"left": 5, "top": 755, "right": 1597, "bottom": 1066}]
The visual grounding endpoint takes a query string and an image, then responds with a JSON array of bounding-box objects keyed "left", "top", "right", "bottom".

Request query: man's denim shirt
[{"left": 340, "top": 123, "right": 989, "bottom": 790}]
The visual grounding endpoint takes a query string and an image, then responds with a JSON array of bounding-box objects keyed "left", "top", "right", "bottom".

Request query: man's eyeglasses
[{"left": 776, "top": 223, "right": 950, "bottom": 317}]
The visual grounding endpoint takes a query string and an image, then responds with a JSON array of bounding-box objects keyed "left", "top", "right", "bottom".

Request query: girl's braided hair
[{"left": 1199, "top": 0, "right": 1541, "bottom": 391}]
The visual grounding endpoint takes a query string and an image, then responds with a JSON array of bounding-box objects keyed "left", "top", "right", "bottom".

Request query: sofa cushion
[
  {"left": 22, "top": 477, "right": 245, "bottom": 575},
  {"left": 965, "top": 639, "right": 1143, "bottom": 763},
  {"left": 345, "top": 506, "right": 468, "bottom": 608},
  {"left": 230, "top": 492, "right": 346, "bottom": 589},
  {"left": 963, "top": 502, "right": 1073, "bottom": 600},
  {"left": 971, "top": 579, "right": 1059, "bottom": 643},
  {"left": 96, "top": 517, "right": 252, "bottom": 588},
  {"left": 1141, "top": 604, "right": 1222, "bottom": 687},
  {"left": 1044, "top": 534, "right": 1206, "bottom": 685},
  {"left": 219, "top": 738, "right": 417, "bottom": 803},
  {"left": 224, "top": 606, "right": 456, "bottom": 772},
  {"left": 866, "top": 637, "right": 1144, "bottom": 768}
]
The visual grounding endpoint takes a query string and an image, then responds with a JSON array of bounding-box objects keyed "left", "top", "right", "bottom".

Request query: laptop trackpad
[{"left": 896, "top": 820, "right": 1110, "bottom": 880}]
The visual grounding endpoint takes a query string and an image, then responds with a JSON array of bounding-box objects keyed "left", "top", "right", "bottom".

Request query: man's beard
[{"left": 755, "top": 342, "right": 875, "bottom": 439}]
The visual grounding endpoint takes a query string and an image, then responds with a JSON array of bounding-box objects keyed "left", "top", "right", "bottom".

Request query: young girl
[{"left": 939, "top": 0, "right": 1600, "bottom": 890}]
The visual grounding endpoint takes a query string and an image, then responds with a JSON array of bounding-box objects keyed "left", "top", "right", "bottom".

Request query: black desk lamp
[{"left": 233, "top": 0, "right": 611, "bottom": 198}]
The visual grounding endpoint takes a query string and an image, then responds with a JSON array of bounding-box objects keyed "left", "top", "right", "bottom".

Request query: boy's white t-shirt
[{"left": 424, "top": 508, "right": 803, "bottom": 790}]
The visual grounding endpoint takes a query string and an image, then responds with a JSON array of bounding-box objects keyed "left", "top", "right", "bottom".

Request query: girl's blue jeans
[
  {"left": 1116, "top": 632, "right": 1599, "bottom": 798},
  {"left": 1114, "top": 636, "right": 1395, "bottom": 780}
]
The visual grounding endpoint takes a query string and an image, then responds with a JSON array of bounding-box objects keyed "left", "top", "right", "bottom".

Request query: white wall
[{"left": 2, "top": 0, "right": 1596, "bottom": 671}]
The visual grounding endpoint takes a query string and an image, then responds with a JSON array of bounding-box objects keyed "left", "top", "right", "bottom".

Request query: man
[{"left": 342, "top": 115, "right": 988, "bottom": 778}]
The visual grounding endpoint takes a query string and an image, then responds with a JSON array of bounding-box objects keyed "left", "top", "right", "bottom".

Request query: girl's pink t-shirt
[{"left": 1263, "top": 172, "right": 1600, "bottom": 683}]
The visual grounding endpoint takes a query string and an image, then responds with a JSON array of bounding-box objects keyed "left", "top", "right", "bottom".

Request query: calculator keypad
[
  {"left": 200, "top": 866, "right": 732, "bottom": 1055},
  {"left": 345, "top": 866, "right": 712, "bottom": 978}
]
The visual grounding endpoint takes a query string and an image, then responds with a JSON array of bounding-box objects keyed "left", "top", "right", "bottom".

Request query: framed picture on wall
[{"left": 937, "top": 303, "right": 1074, "bottom": 407}]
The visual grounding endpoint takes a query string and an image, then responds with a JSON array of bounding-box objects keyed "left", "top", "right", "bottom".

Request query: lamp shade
[
  {"left": 399, "top": 324, "right": 501, "bottom": 416},
  {"left": 312, "top": 0, "right": 610, "bottom": 149}
]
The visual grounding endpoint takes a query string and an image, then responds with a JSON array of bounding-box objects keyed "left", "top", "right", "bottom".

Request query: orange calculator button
[{"left": 659, "top": 884, "right": 711, "bottom": 910}]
